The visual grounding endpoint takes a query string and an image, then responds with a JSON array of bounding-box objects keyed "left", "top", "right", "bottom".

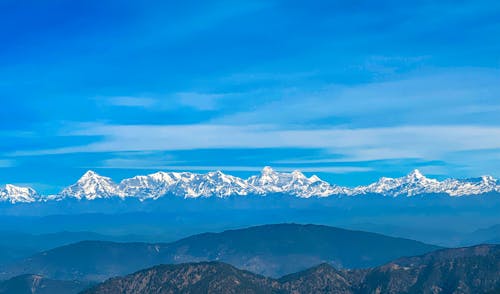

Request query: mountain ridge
[
  {"left": 2, "top": 167, "right": 499, "bottom": 203},
  {"left": 83, "top": 244, "right": 500, "bottom": 294},
  {"left": 0, "top": 274, "right": 92, "bottom": 294},
  {"left": 0, "top": 223, "right": 440, "bottom": 281}
]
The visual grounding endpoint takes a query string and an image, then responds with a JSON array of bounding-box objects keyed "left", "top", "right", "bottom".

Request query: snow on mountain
[
  {"left": 118, "top": 170, "right": 255, "bottom": 199},
  {"left": 118, "top": 171, "right": 189, "bottom": 199},
  {"left": 3, "top": 167, "right": 500, "bottom": 202},
  {"left": 353, "top": 169, "right": 442, "bottom": 196},
  {"left": 440, "top": 175, "right": 499, "bottom": 196},
  {"left": 53, "top": 167, "right": 345, "bottom": 200},
  {"left": 0, "top": 184, "right": 38, "bottom": 203},
  {"left": 59, "top": 170, "right": 120, "bottom": 200},
  {"left": 173, "top": 171, "right": 255, "bottom": 198},
  {"left": 247, "top": 166, "right": 348, "bottom": 197},
  {"left": 351, "top": 170, "right": 499, "bottom": 197}
]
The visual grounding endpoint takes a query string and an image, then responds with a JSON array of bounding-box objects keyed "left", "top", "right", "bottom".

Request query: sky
[{"left": 1, "top": 0, "right": 500, "bottom": 193}]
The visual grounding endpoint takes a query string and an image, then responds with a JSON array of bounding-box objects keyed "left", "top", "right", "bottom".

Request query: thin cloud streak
[
  {"left": 96, "top": 160, "right": 371, "bottom": 174},
  {"left": 11, "top": 124, "right": 500, "bottom": 164},
  {"left": 105, "top": 96, "right": 157, "bottom": 108},
  {"left": 213, "top": 68, "right": 500, "bottom": 126},
  {"left": 0, "top": 159, "right": 14, "bottom": 168}
]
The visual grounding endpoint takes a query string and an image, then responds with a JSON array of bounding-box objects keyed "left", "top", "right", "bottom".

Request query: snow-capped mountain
[
  {"left": 119, "top": 170, "right": 255, "bottom": 199},
  {"left": 440, "top": 176, "right": 499, "bottom": 196},
  {"left": 0, "top": 184, "right": 38, "bottom": 203},
  {"left": 353, "top": 169, "right": 443, "bottom": 196},
  {"left": 247, "top": 167, "right": 348, "bottom": 197},
  {"left": 2, "top": 167, "right": 499, "bottom": 202},
  {"left": 118, "top": 171, "right": 189, "bottom": 199},
  {"left": 171, "top": 171, "right": 255, "bottom": 198},
  {"left": 351, "top": 170, "right": 499, "bottom": 197},
  {"left": 52, "top": 167, "right": 346, "bottom": 200},
  {"left": 59, "top": 170, "right": 120, "bottom": 200}
]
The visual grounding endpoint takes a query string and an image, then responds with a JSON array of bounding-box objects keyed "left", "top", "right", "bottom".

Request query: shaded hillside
[
  {"left": 279, "top": 263, "right": 355, "bottom": 294},
  {"left": 163, "top": 224, "right": 441, "bottom": 277},
  {"left": 355, "top": 244, "right": 500, "bottom": 293},
  {"left": 0, "top": 231, "right": 149, "bottom": 265},
  {"left": 462, "top": 224, "right": 500, "bottom": 246},
  {"left": 282, "top": 244, "right": 500, "bottom": 294},
  {"left": 82, "top": 262, "right": 280, "bottom": 294},
  {"left": 0, "top": 274, "right": 91, "bottom": 294},
  {"left": 1, "top": 241, "right": 167, "bottom": 281},
  {"left": 0, "top": 224, "right": 440, "bottom": 281},
  {"left": 85, "top": 244, "right": 500, "bottom": 294}
]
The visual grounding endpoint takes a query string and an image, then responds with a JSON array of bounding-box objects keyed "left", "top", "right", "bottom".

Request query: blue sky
[{"left": 1, "top": 0, "right": 500, "bottom": 193}]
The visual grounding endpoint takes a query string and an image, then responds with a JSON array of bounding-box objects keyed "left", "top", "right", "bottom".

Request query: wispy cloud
[
  {"left": 100, "top": 92, "right": 233, "bottom": 111},
  {"left": 175, "top": 92, "right": 226, "bottom": 111},
  {"left": 0, "top": 159, "right": 14, "bottom": 168},
  {"left": 12, "top": 124, "right": 500, "bottom": 162},
  {"left": 105, "top": 96, "right": 157, "bottom": 108},
  {"left": 355, "top": 55, "right": 431, "bottom": 75},
  {"left": 213, "top": 68, "right": 500, "bottom": 126},
  {"left": 220, "top": 71, "right": 319, "bottom": 84}
]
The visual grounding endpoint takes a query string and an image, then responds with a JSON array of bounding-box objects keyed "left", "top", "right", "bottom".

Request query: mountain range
[
  {"left": 0, "top": 224, "right": 439, "bottom": 281},
  {"left": 0, "top": 274, "right": 91, "bottom": 294},
  {"left": 1, "top": 167, "right": 499, "bottom": 203},
  {"left": 0, "top": 231, "right": 157, "bottom": 266},
  {"left": 84, "top": 244, "right": 500, "bottom": 294}
]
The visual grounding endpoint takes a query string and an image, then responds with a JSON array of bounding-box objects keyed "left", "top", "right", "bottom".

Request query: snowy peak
[
  {"left": 250, "top": 166, "right": 280, "bottom": 186},
  {"left": 3, "top": 167, "right": 500, "bottom": 202},
  {"left": 261, "top": 166, "right": 275, "bottom": 175},
  {"left": 118, "top": 171, "right": 188, "bottom": 200},
  {"left": 356, "top": 169, "right": 440, "bottom": 196},
  {"left": 60, "top": 170, "right": 119, "bottom": 200},
  {"left": 44, "top": 168, "right": 500, "bottom": 200},
  {"left": 480, "top": 175, "right": 497, "bottom": 185},
  {"left": 181, "top": 171, "right": 252, "bottom": 198},
  {"left": 247, "top": 168, "right": 345, "bottom": 197},
  {"left": 402, "top": 169, "right": 439, "bottom": 186},
  {"left": 406, "top": 169, "right": 425, "bottom": 180},
  {"left": 77, "top": 170, "right": 102, "bottom": 182},
  {"left": 440, "top": 175, "right": 499, "bottom": 196},
  {"left": 291, "top": 170, "right": 307, "bottom": 180},
  {"left": 355, "top": 170, "right": 498, "bottom": 197},
  {"left": 309, "top": 175, "right": 322, "bottom": 183},
  {"left": 0, "top": 184, "right": 38, "bottom": 203},
  {"left": 117, "top": 170, "right": 253, "bottom": 199}
]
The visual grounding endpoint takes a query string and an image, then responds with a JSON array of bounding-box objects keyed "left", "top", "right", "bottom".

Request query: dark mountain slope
[
  {"left": 164, "top": 223, "right": 441, "bottom": 277},
  {"left": 0, "top": 274, "right": 91, "bottom": 294},
  {"left": 0, "top": 231, "right": 148, "bottom": 265},
  {"left": 82, "top": 262, "right": 280, "bottom": 294},
  {"left": 1, "top": 241, "right": 167, "bottom": 281},
  {"left": 85, "top": 244, "right": 500, "bottom": 294},
  {"left": 279, "top": 263, "right": 355, "bottom": 294},
  {"left": 356, "top": 244, "right": 500, "bottom": 293},
  {"left": 1, "top": 224, "right": 440, "bottom": 281}
]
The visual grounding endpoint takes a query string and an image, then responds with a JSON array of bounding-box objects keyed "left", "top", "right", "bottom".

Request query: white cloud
[
  {"left": 12, "top": 124, "right": 500, "bottom": 164},
  {"left": 213, "top": 68, "right": 500, "bottom": 126},
  {"left": 175, "top": 92, "right": 226, "bottom": 110},
  {"left": 0, "top": 159, "right": 14, "bottom": 168},
  {"left": 100, "top": 92, "right": 233, "bottom": 111},
  {"left": 105, "top": 96, "right": 157, "bottom": 108},
  {"left": 97, "top": 160, "right": 371, "bottom": 174}
]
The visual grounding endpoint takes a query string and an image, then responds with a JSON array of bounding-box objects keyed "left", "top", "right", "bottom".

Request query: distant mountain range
[
  {"left": 1, "top": 167, "right": 500, "bottom": 203},
  {"left": 0, "top": 274, "right": 91, "bottom": 294},
  {"left": 84, "top": 244, "right": 500, "bottom": 294},
  {"left": 0, "top": 224, "right": 440, "bottom": 281},
  {"left": 0, "top": 231, "right": 155, "bottom": 266}
]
